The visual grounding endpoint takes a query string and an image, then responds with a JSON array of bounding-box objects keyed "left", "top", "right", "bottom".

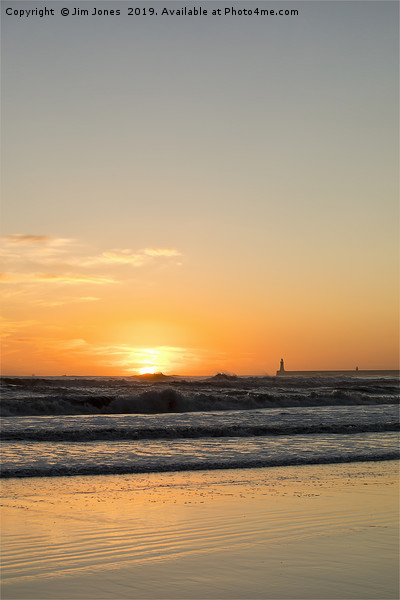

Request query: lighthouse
[{"left": 279, "top": 358, "right": 285, "bottom": 373}]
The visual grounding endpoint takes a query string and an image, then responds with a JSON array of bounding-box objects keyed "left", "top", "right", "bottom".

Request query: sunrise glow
[{"left": 139, "top": 367, "right": 156, "bottom": 375}]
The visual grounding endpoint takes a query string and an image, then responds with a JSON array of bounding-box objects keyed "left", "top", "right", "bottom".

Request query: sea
[{"left": 1, "top": 374, "right": 399, "bottom": 479}]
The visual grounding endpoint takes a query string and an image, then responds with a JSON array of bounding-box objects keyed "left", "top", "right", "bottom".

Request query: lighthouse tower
[{"left": 276, "top": 358, "right": 286, "bottom": 376}]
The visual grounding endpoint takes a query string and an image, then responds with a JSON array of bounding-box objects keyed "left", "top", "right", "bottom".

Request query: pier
[{"left": 276, "top": 359, "right": 399, "bottom": 377}]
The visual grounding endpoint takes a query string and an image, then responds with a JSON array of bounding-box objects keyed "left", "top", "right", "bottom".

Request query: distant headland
[{"left": 276, "top": 359, "right": 399, "bottom": 377}]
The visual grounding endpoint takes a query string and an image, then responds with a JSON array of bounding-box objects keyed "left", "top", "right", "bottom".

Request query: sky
[{"left": 1, "top": 0, "right": 398, "bottom": 376}]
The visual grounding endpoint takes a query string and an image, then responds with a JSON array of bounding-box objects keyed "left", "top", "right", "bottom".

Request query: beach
[{"left": 1, "top": 460, "right": 398, "bottom": 600}]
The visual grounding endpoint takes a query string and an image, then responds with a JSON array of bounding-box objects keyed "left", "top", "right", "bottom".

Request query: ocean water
[{"left": 1, "top": 374, "right": 399, "bottom": 478}]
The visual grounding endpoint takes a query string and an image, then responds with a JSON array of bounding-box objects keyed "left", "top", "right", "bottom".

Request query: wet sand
[{"left": 1, "top": 461, "right": 398, "bottom": 599}]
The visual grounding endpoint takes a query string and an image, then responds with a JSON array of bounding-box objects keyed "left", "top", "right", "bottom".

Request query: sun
[{"left": 139, "top": 366, "right": 156, "bottom": 375}]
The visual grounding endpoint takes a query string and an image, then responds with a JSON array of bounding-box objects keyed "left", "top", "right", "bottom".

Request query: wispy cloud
[
  {"left": 0, "top": 272, "right": 115, "bottom": 285},
  {"left": 143, "top": 248, "right": 181, "bottom": 257},
  {"left": 83, "top": 247, "right": 182, "bottom": 266},
  {"left": 37, "top": 273, "right": 115, "bottom": 284},
  {"left": 0, "top": 316, "right": 39, "bottom": 338},
  {"left": 0, "top": 234, "right": 76, "bottom": 266},
  {"left": 4, "top": 234, "right": 54, "bottom": 244},
  {"left": 1, "top": 234, "right": 73, "bottom": 253},
  {"left": 1, "top": 234, "right": 182, "bottom": 268},
  {"left": 83, "top": 249, "right": 146, "bottom": 267},
  {"left": 46, "top": 338, "right": 89, "bottom": 351},
  {"left": 0, "top": 234, "right": 183, "bottom": 307},
  {"left": 0, "top": 234, "right": 115, "bottom": 291},
  {"left": 36, "top": 296, "right": 100, "bottom": 308}
]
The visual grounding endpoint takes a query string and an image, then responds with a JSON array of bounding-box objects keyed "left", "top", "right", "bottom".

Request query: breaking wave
[
  {"left": 3, "top": 453, "right": 399, "bottom": 479},
  {"left": 2, "top": 420, "right": 399, "bottom": 442},
  {"left": 1, "top": 375, "right": 398, "bottom": 417}
]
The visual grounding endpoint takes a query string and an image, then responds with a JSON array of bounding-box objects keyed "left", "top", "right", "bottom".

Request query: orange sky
[{"left": 1, "top": 230, "right": 397, "bottom": 375}]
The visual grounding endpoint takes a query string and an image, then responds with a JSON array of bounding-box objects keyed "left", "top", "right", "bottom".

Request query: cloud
[
  {"left": 49, "top": 338, "right": 89, "bottom": 350},
  {"left": 0, "top": 317, "right": 39, "bottom": 338},
  {"left": 3, "top": 335, "right": 90, "bottom": 352},
  {"left": 3, "top": 234, "right": 53, "bottom": 244},
  {"left": 35, "top": 296, "right": 100, "bottom": 307},
  {"left": 143, "top": 248, "right": 181, "bottom": 257},
  {"left": 83, "top": 247, "right": 182, "bottom": 266},
  {"left": 0, "top": 234, "right": 76, "bottom": 264},
  {"left": 79, "top": 296, "right": 100, "bottom": 302},
  {"left": 1, "top": 234, "right": 73, "bottom": 250},
  {"left": 0, "top": 234, "right": 115, "bottom": 289},
  {"left": 93, "top": 250, "right": 146, "bottom": 266},
  {"left": 0, "top": 234, "right": 183, "bottom": 305},
  {"left": 0, "top": 272, "right": 115, "bottom": 285},
  {"left": 37, "top": 273, "right": 115, "bottom": 284},
  {"left": 1, "top": 234, "right": 182, "bottom": 268}
]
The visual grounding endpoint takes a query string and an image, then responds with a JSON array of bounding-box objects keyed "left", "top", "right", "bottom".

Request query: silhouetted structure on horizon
[{"left": 276, "top": 359, "right": 399, "bottom": 377}]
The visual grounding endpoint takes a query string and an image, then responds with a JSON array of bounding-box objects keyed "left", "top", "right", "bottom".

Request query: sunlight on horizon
[{"left": 139, "top": 366, "right": 156, "bottom": 375}]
